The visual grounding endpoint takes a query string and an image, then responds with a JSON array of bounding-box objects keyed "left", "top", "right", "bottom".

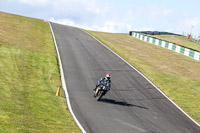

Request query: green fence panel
[
  {"left": 165, "top": 42, "right": 169, "bottom": 48},
  {"left": 189, "top": 50, "right": 194, "bottom": 58},
  {"left": 147, "top": 37, "right": 150, "bottom": 42},
  {"left": 172, "top": 44, "right": 176, "bottom": 51},
  {"left": 152, "top": 38, "right": 156, "bottom": 44},
  {"left": 158, "top": 40, "right": 162, "bottom": 46},
  {"left": 142, "top": 35, "right": 145, "bottom": 41},
  {"left": 199, "top": 53, "right": 200, "bottom": 61},
  {"left": 180, "top": 47, "right": 185, "bottom": 54}
]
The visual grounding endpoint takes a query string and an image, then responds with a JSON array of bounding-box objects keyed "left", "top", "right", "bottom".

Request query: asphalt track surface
[{"left": 50, "top": 22, "right": 200, "bottom": 133}]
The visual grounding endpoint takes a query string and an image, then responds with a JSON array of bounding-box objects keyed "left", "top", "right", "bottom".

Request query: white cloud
[
  {"left": 144, "top": 6, "right": 173, "bottom": 21},
  {"left": 100, "top": 21, "right": 132, "bottom": 33},
  {"left": 13, "top": 0, "right": 200, "bottom": 35},
  {"left": 134, "top": 27, "right": 155, "bottom": 31},
  {"left": 173, "top": 15, "right": 200, "bottom": 36},
  {"left": 49, "top": 18, "right": 100, "bottom": 31},
  {"left": 18, "top": 0, "right": 49, "bottom": 6},
  {"left": 49, "top": 18, "right": 132, "bottom": 33},
  {"left": 184, "top": 17, "right": 200, "bottom": 27},
  {"left": 86, "top": 7, "right": 100, "bottom": 14},
  {"left": 15, "top": 0, "right": 142, "bottom": 33},
  {"left": 184, "top": 17, "right": 200, "bottom": 36},
  {"left": 18, "top": 0, "right": 102, "bottom": 15},
  {"left": 123, "top": 10, "right": 137, "bottom": 22},
  {"left": 50, "top": 0, "right": 102, "bottom": 16},
  {"left": 150, "top": 6, "right": 172, "bottom": 17},
  {"left": 49, "top": 18, "right": 79, "bottom": 27},
  {"left": 163, "top": 8, "right": 172, "bottom": 17}
]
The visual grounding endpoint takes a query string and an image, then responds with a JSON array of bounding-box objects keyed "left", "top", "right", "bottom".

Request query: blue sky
[{"left": 1, "top": 0, "right": 200, "bottom": 37}]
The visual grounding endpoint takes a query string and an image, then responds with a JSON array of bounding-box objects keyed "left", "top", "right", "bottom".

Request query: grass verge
[
  {"left": 86, "top": 30, "right": 200, "bottom": 124},
  {"left": 152, "top": 35, "right": 200, "bottom": 51},
  {"left": 0, "top": 11, "right": 80, "bottom": 133}
]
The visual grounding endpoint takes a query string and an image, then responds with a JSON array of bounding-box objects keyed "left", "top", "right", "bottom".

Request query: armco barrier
[{"left": 130, "top": 31, "right": 200, "bottom": 61}]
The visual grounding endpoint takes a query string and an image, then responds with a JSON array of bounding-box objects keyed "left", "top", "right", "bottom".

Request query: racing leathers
[{"left": 95, "top": 77, "right": 111, "bottom": 91}]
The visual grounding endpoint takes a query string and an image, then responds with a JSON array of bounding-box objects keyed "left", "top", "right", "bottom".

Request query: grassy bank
[
  {"left": 86, "top": 30, "right": 200, "bottom": 124},
  {"left": 152, "top": 35, "right": 200, "bottom": 51},
  {"left": 0, "top": 11, "right": 80, "bottom": 132}
]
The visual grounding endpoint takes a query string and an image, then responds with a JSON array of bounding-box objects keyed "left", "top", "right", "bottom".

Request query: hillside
[
  {"left": 86, "top": 30, "right": 200, "bottom": 124},
  {"left": 152, "top": 35, "right": 200, "bottom": 51},
  {"left": 0, "top": 11, "right": 80, "bottom": 133},
  {"left": 0, "top": 10, "right": 199, "bottom": 132}
]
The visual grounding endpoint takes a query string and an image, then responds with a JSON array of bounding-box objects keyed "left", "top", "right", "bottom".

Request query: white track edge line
[
  {"left": 83, "top": 30, "right": 200, "bottom": 127},
  {"left": 48, "top": 22, "right": 86, "bottom": 133}
]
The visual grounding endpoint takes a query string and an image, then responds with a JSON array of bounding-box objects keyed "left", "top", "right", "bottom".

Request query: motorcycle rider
[{"left": 94, "top": 74, "right": 111, "bottom": 91}]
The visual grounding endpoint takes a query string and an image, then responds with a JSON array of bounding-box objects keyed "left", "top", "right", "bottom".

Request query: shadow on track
[{"left": 100, "top": 98, "right": 149, "bottom": 109}]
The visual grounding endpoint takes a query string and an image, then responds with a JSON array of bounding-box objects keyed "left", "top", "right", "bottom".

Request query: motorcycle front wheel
[
  {"left": 96, "top": 90, "right": 103, "bottom": 101},
  {"left": 94, "top": 87, "right": 103, "bottom": 101}
]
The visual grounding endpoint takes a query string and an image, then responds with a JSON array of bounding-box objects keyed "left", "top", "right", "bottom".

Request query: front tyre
[
  {"left": 94, "top": 86, "right": 100, "bottom": 98},
  {"left": 96, "top": 90, "right": 103, "bottom": 101}
]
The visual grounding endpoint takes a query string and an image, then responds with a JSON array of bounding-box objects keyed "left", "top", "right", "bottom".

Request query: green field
[
  {"left": 0, "top": 11, "right": 80, "bottom": 133},
  {"left": 1, "top": 10, "right": 199, "bottom": 133},
  {"left": 86, "top": 30, "right": 200, "bottom": 124},
  {"left": 151, "top": 34, "right": 200, "bottom": 51}
]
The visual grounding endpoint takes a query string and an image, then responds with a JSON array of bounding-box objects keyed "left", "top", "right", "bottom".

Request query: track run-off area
[{"left": 50, "top": 22, "right": 200, "bottom": 133}]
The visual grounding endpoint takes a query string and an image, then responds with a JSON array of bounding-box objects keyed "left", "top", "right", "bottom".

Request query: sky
[{"left": 1, "top": 0, "right": 200, "bottom": 37}]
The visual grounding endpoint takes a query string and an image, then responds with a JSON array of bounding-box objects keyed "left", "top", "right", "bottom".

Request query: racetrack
[{"left": 50, "top": 22, "right": 200, "bottom": 133}]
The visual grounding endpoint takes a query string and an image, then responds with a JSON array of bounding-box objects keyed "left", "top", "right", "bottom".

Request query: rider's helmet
[{"left": 105, "top": 74, "right": 111, "bottom": 80}]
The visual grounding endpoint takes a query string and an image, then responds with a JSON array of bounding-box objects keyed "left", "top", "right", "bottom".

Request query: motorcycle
[{"left": 94, "top": 82, "right": 109, "bottom": 101}]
